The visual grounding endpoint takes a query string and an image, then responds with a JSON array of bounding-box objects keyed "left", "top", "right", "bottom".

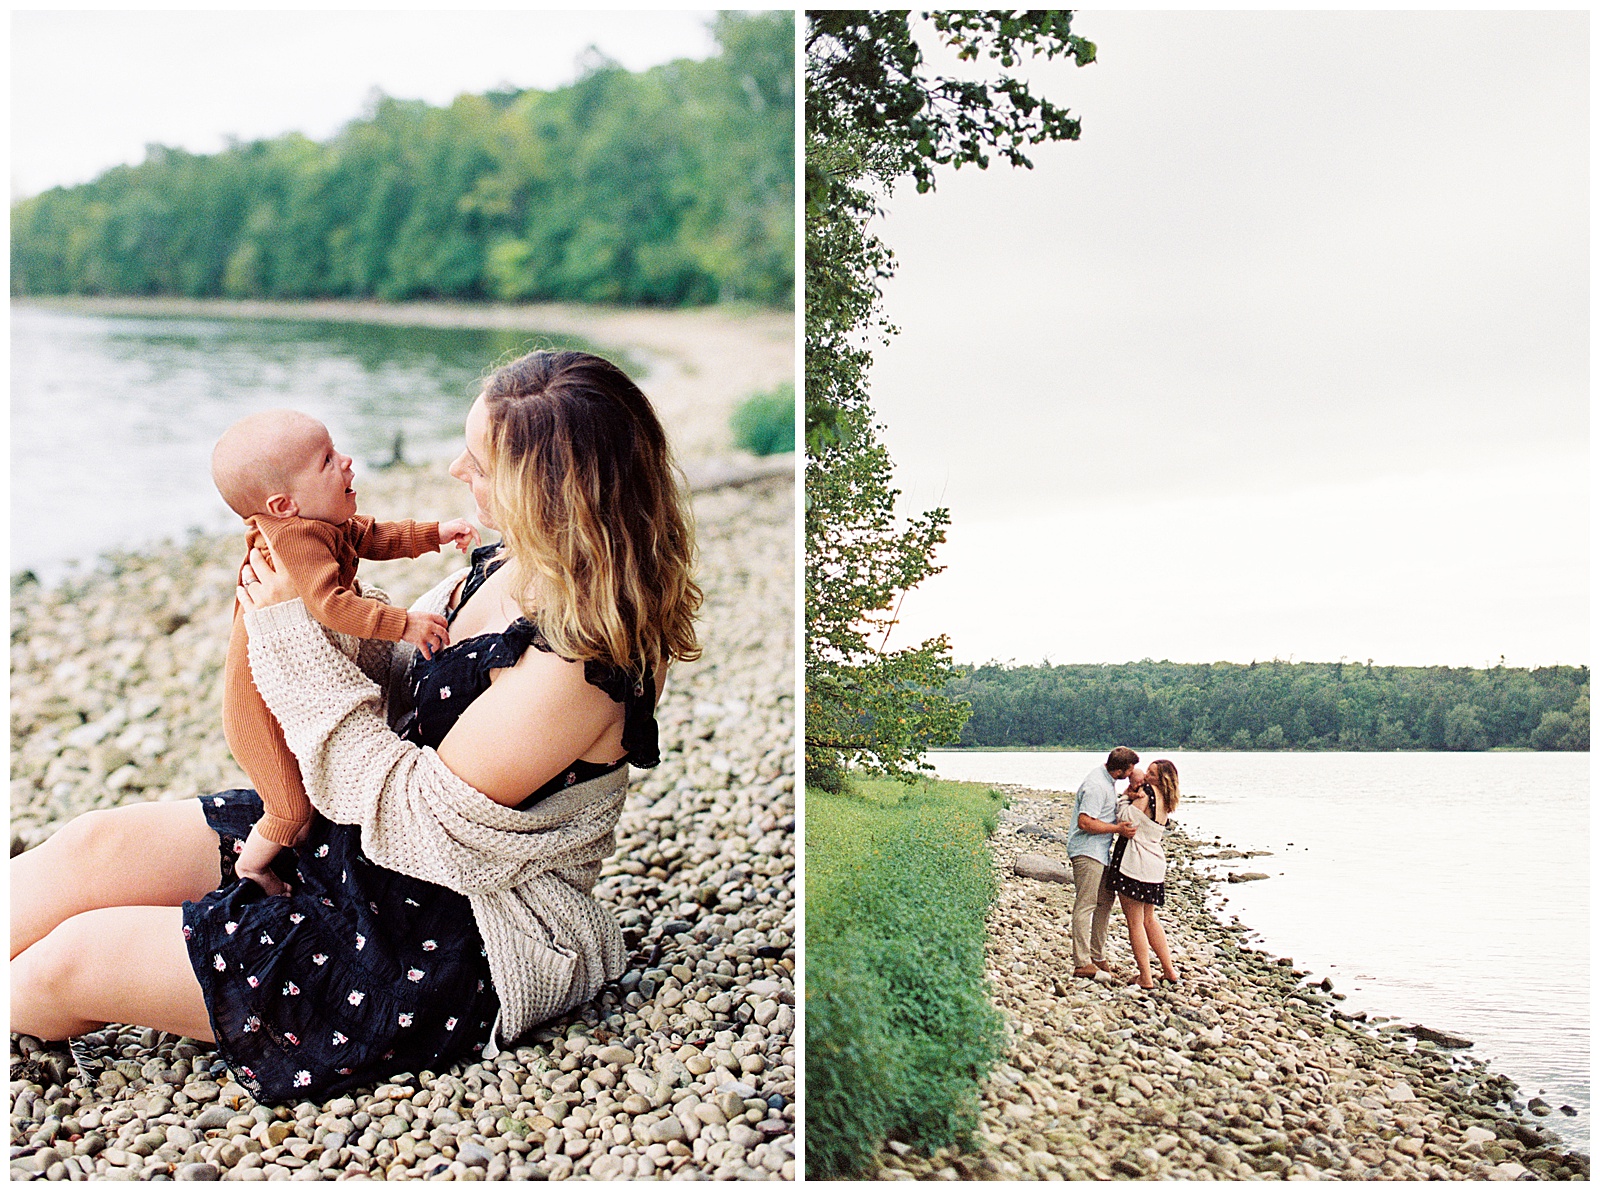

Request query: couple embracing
[{"left": 1066, "top": 746, "right": 1181, "bottom": 990}]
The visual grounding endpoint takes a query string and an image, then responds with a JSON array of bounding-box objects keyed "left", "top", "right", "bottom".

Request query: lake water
[
  {"left": 929, "top": 749, "right": 1591, "bottom": 1152},
  {"left": 10, "top": 305, "right": 613, "bottom": 578}
]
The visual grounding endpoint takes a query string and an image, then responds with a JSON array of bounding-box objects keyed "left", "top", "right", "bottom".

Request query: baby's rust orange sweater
[{"left": 223, "top": 514, "right": 440, "bottom": 846}]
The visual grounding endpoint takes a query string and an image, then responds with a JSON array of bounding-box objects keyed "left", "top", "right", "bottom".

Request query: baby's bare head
[{"left": 212, "top": 410, "right": 328, "bottom": 518}]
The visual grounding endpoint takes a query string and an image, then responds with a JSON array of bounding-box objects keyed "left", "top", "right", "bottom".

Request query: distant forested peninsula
[
  {"left": 11, "top": 13, "right": 791, "bottom": 308},
  {"left": 945, "top": 659, "right": 1590, "bottom": 752}
]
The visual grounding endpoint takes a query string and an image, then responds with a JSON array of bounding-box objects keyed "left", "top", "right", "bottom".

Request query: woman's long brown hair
[
  {"left": 1148, "top": 759, "right": 1180, "bottom": 818},
  {"left": 481, "top": 350, "right": 702, "bottom": 677}
]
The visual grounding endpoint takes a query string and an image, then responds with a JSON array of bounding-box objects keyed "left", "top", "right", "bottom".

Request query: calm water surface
[
  {"left": 11, "top": 305, "right": 617, "bottom": 577},
  {"left": 930, "top": 749, "right": 1591, "bottom": 1152}
]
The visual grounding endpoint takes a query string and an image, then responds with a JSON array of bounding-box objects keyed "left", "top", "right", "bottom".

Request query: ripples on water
[
  {"left": 11, "top": 307, "right": 615, "bottom": 577},
  {"left": 930, "top": 749, "right": 1591, "bottom": 1153}
]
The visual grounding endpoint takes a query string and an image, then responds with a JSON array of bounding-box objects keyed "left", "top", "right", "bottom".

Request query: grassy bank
[{"left": 804, "top": 778, "right": 1007, "bottom": 1178}]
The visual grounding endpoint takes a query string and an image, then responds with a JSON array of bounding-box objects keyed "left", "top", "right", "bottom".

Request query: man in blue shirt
[{"left": 1067, "top": 746, "right": 1140, "bottom": 977}]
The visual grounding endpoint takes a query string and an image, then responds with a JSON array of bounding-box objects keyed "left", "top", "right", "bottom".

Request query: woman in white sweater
[
  {"left": 1107, "top": 758, "right": 1181, "bottom": 989},
  {"left": 11, "top": 350, "right": 701, "bottom": 1102}
]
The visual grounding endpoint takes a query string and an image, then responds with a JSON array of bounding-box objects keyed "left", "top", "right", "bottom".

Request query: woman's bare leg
[
  {"left": 12, "top": 905, "right": 214, "bottom": 1042},
  {"left": 1119, "top": 894, "right": 1153, "bottom": 985},
  {"left": 11, "top": 800, "right": 222, "bottom": 958},
  {"left": 1146, "top": 906, "right": 1178, "bottom": 981}
]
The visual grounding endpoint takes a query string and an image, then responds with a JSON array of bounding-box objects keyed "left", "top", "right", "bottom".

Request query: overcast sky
[
  {"left": 11, "top": 10, "right": 720, "bottom": 199},
  {"left": 867, "top": 10, "right": 1588, "bottom": 670}
]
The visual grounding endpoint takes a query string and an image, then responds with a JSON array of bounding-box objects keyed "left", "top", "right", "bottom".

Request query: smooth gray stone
[
  {"left": 191, "top": 1107, "right": 235, "bottom": 1132},
  {"left": 1014, "top": 852, "right": 1072, "bottom": 885},
  {"left": 1409, "top": 1024, "right": 1473, "bottom": 1049},
  {"left": 682, "top": 454, "right": 794, "bottom": 493}
]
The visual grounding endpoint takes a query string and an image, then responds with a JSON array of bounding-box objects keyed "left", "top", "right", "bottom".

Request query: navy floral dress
[{"left": 183, "top": 546, "right": 658, "bottom": 1103}]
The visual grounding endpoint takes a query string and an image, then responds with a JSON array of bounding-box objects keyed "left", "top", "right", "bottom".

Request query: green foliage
[
  {"left": 11, "top": 13, "right": 793, "bottom": 308},
  {"left": 804, "top": 11, "right": 1094, "bottom": 452},
  {"left": 804, "top": 407, "right": 971, "bottom": 778},
  {"left": 730, "top": 383, "right": 796, "bottom": 456},
  {"left": 806, "top": 777, "right": 1007, "bottom": 1178},
  {"left": 946, "top": 659, "right": 1591, "bottom": 751},
  {"left": 805, "top": 12, "right": 1092, "bottom": 780},
  {"left": 807, "top": 11, "right": 1094, "bottom": 196},
  {"left": 1530, "top": 706, "right": 1588, "bottom": 751}
]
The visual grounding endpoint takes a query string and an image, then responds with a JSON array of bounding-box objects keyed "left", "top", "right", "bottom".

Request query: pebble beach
[
  {"left": 9, "top": 461, "right": 796, "bottom": 1181},
  {"left": 868, "top": 787, "right": 1589, "bottom": 1182}
]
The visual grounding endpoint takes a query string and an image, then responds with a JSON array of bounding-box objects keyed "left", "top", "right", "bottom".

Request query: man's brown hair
[{"left": 1106, "top": 746, "right": 1140, "bottom": 773}]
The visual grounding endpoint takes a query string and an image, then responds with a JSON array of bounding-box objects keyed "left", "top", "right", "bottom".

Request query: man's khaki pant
[{"left": 1070, "top": 855, "right": 1117, "bottom": 969}]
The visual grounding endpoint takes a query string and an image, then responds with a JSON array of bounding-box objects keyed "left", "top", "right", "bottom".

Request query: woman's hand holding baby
[
  {"left": 439, "top": 519, "right": 481, "bottom": 553},
  {"left": 403, "top": 611, "right": 451, "bottom": 660},
  {"left": 236, "top": 546, "right": 297, "bottom": 613}
]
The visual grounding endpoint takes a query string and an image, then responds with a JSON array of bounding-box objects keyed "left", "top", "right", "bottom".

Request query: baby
[{"left": 212, "top": 409, "right": 478, "bottom": 894}]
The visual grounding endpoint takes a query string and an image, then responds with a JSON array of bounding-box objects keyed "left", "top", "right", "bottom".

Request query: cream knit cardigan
[{"left": 243, "top": 570, "right": 628, "bottom": 1051}]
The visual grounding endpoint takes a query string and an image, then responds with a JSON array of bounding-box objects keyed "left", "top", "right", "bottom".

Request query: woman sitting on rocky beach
[{"left": 10, "top": 349, "right": 702, "bottom": 1104}]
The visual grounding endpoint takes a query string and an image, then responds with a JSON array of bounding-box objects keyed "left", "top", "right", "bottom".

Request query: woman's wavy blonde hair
[
  {"left": 480, "top": 350, "right": 701, "bottom": 677},
  {"left": 1148, "top": 759, "right": 1180, "bottom": 817}
]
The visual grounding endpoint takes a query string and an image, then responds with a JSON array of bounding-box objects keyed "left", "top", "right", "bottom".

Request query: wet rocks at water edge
[
  {"left": 10, "top": 468, "right": 795, "bottom": 1180},
  {"left": 865, "top": 784, "right": 1589, "bottom": 1182},
  {"left": 1409, "top": 1025, "right": 1475, "bottom": 1051}
]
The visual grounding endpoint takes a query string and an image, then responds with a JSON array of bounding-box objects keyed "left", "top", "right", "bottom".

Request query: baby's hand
[
  {"left": 439, "top": 519, "right": 481, "bottom": 554},
  {"left": 403, "top": 610, "right": 450, "bottom": 660},
  {"left": 236, "top": 825, "right": 291, "bottom": 897}
]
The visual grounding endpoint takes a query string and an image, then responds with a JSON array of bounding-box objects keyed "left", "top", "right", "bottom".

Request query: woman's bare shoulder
[
  {"left": 435, "top": 642, "right": 622, "bottom": 806},
  {"left": 488, "top": 638, "right": 620, "bottom": 713}
]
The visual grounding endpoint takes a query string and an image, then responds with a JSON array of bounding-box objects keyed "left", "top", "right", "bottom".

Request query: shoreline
[
  {"left": 12, "top": 295, "right": 795, "bottom": 581},
  {"left": 931, "top": 745, "right": 1570, "bottom": 755},
  {"left": 13, "top": 295, "right": 794, "bottom": 468},
  {"left": 12, "top": 293, "right": 793, "bottom": 339},
  {"left": 869, "top": 784, "right": 1587, "bottom": 1181},
  {"left": 9, "top": 469, "right": 796, "bottom": 1180}
]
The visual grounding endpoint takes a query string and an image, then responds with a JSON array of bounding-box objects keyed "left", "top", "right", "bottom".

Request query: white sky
[
  {"left": 866, "top": 10, "right": 1588, "bottom": 671},
  {"left": 10, "top": 10, "right": 722, "bottom": 199}
]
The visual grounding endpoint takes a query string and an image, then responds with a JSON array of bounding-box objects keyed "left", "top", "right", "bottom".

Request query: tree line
[
  {"left": 804, "top": 12, "right": 1095, "bottom": 789},
  {"left": 946, "top": 659, "right": 1590, "bottom": 751},
  {"left": 11, "top": 12, "right": 792, "bottom": 308}
]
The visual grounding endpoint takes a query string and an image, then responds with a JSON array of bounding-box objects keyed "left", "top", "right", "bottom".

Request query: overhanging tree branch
[{"left": 805, "top": 11, "right": 1094, "bottom": 783}]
